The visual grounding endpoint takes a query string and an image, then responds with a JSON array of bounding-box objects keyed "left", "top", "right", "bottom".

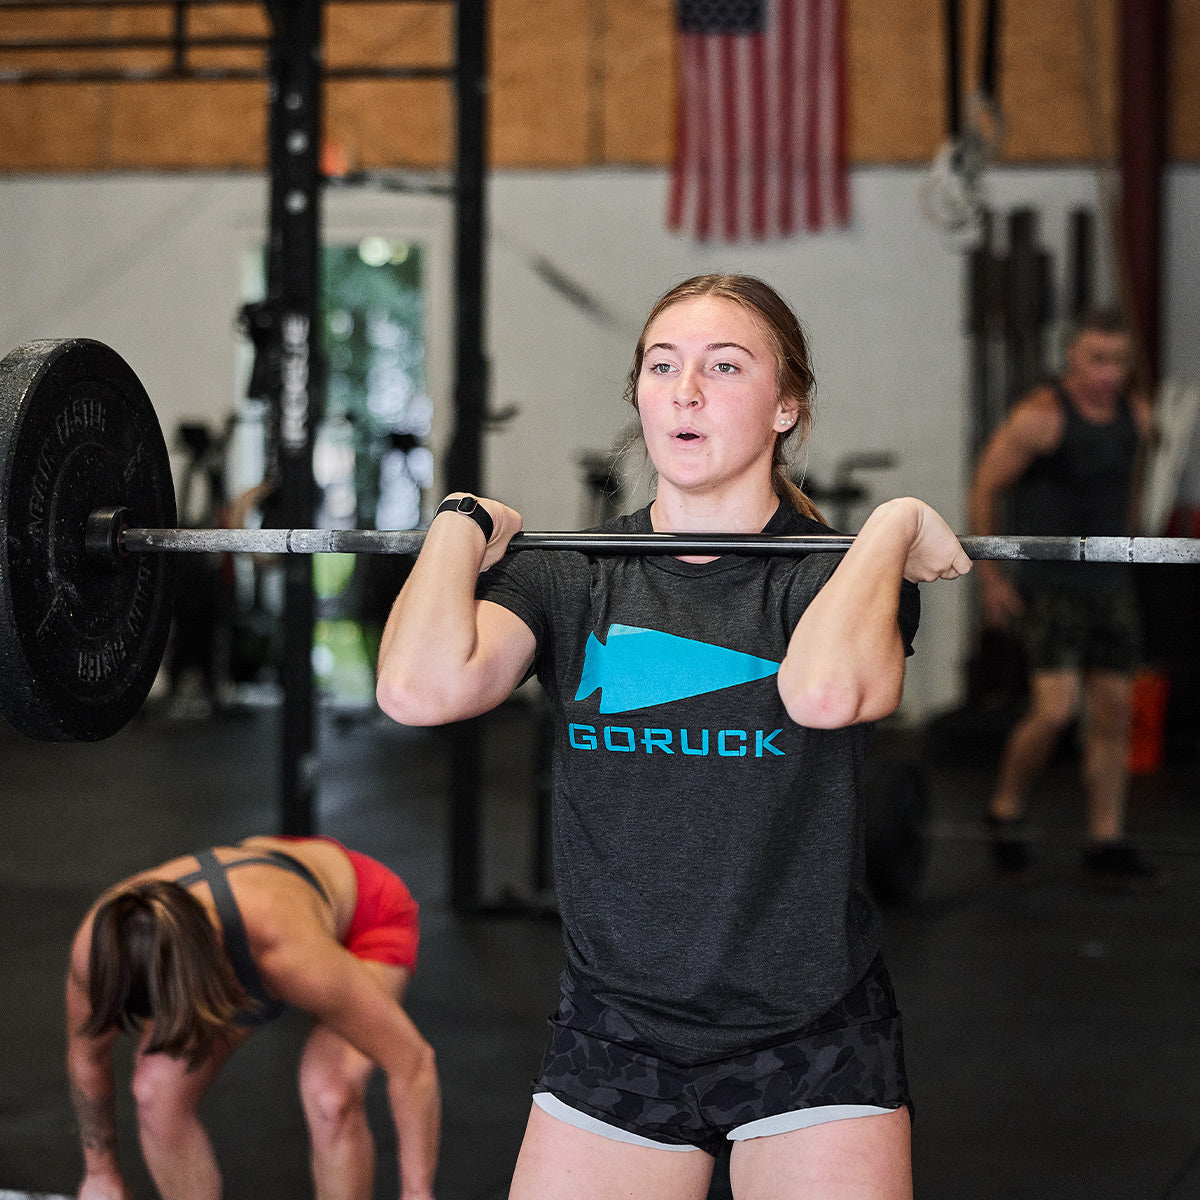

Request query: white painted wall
[{"left": 1, "top": 164, "right": 1194, "bottom": 720}]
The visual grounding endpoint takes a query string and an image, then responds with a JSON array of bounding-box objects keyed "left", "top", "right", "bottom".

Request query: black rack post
[
  {"left": 265, "top": 0, "right": 323, "bottom": 836},
  {"left": 445, "top": 0, "right": 489, "bottom": 911},
  {"left": 1003, "top": 208, "right": 1053, "bottom": 404},
  {"left": 0, "top": 0, "right": 490, "bottom": 876}
]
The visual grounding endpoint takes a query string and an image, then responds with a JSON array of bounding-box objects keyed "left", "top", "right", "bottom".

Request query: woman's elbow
[
  {"left": 376, "top": 672, "right": 449, "bottom": 727},
  {"left": 403, "top": 1035, "right": 438, "bottom": 1082},
  {"left": 377, "top": 662, "right": 497, "bottom": 727},
  {"left": 388, "top": 1034, "right": 439, "bottom": 1099},
  {"left": 780, "top": 673, "right": 903, "bottom": 729}
]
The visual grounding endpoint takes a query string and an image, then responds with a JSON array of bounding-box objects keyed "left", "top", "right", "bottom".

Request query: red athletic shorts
[
  {"left": 339, "top": 844, "right": 420, "bottom": 970},
  {"left": 276, "top": 835, "right": 420, "bottom": 969}
]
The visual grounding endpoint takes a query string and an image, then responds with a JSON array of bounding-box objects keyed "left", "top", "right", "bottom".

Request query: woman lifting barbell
[
  {"left": 376, "top": 274, "right": 970, "bottom": 1198},
  {"left": 65, "top": 835, "right": 439, "bottom": 1200}
]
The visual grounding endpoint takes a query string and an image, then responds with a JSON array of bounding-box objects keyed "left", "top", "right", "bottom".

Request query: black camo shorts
[
  {"left": 1019, "top": 587, "right": 1141, "bottom": 673},
  {"left": 532, "top": 955, "right": 912, "bottom": 1156}
]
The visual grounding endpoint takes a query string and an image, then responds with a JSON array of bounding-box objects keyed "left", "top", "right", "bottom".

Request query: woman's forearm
[
  {"left": 387, "top": 1040, "right": 442, "bottom": 1200},
  {"left": 376, "top": 515, "right": 492, "bottom": 724},
  {"left": 778, "top": 500, "right": 913, "bottom": 728},
  {"left": 779, "top": 498, "right": 969, "bottom": 728},
  {"left": 67, "top": 1036, "right": 124, "bottom": 1178}
]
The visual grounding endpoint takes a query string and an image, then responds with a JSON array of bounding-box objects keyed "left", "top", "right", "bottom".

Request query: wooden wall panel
[
  {"left": 598, "top": 0, "right": 675, "bottom": 165},
  {"left": 845, "top": 0, "right": 1121, "bottom": 163},
  {"left": 488, "top": 0, "right": 593, "bottom": 166},
  {"left": 172, "top": 4, "right": 268, "bottom": 76},
  {"left": 1169, "top": 1, "right": 1200, "bottom": 159},
  {"left": 0, "top": 86, "right": 114, "bottom": 172},
  {"left": 314, "top": 4, "right": 456, "bottom": 172},
  {"left": 0, "top": 0, "right": 1195, "bottom": 174},
  {"left": 326, "top": 80, "right": 453, "bottom": 169},
  {"left": 109, "top": 83, "right": 266, "bottom": 169},
  {"left": 845, "top": 0, "right": 945, "bottom": 162},
  {"left": 324, "top": 2, "right": 451, "bottom": 70},
  {"left": 999, "top": 0, "right": 1119, "bottom": 162}
]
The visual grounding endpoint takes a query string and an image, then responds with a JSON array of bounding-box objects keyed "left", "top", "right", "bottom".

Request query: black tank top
[
  {"left": 174, "top": 848, "right": 328, "bottom": 1026},
  {"left": 1011, "top": 382, "right": 1138, "bottom": 594}
]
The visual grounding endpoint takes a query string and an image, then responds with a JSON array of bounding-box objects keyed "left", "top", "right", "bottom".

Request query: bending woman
[
  {"left": 377, "top": 274, "right": 969, "bottom": 1198},
  {"left": 66, "top": 835, "right": 439, "bottom": 1200}
]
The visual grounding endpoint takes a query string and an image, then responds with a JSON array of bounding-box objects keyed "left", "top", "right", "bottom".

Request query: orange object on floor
[{"left": 1128, "top": 668, "right": 1170, "bottom": 775}]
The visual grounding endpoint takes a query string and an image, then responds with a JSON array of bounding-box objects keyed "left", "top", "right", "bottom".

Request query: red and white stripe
[{"left": 668, "top": 0, "right": 849, "bottom": 243}]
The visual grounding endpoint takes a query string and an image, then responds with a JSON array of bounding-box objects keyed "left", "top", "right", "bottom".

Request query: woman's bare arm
[
  {"left": 376, "top": 496, "right": 536, "bottom": 726},
  {"left": 778, "top": 498, "right": 970, "bottom": 728}
]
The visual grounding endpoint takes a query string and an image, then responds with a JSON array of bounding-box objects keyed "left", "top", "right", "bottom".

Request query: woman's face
[{"left": 635, "top": 295, "right": 798, "bottom": 504}]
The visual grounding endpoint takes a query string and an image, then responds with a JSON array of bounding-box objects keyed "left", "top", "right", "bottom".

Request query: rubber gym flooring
[{"left": 4, "top": 695, "right": 1200, "bottom": 1200}]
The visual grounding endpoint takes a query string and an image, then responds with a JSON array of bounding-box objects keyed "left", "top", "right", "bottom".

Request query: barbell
[{"left": 2, "top": 337, "right": 1198, "bottom": 743}]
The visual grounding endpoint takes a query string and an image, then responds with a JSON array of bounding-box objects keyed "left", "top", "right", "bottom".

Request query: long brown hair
[
  {"left": 83, "top": 881, "right": 247, "bottom": 1066},
  {"left": 623, "top": 274, "right": 825, "bottom": 523}
]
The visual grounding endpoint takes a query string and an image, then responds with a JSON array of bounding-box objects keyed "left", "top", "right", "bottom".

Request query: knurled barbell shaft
[
  {"left": 21, "top": 337, "right": 1200, "bottom": 747},
  {"left": 113, "top": 523, "right": 1200, "bottom": 564}
]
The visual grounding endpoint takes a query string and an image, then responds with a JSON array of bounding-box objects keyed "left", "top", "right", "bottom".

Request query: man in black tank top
[{"left": 968, "top": 310, "right": 1164, "bottom": 890}]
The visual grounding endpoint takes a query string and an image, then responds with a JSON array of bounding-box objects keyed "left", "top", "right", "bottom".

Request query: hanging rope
[
  {"left": 919, "top": 0, "right": 1005, "bottom": 246},
  {"left": 1075, "top": 0, "right": 1153, "bottom": 394}
]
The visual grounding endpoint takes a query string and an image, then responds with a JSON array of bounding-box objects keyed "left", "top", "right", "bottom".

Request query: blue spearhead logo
[{"left": 574, "top": 623, "right": 780, "bottom": 714}]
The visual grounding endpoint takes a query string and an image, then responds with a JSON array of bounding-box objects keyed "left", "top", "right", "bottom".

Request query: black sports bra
[{"left": 174, "top": 848, "right": 328, "bottom": 1026}]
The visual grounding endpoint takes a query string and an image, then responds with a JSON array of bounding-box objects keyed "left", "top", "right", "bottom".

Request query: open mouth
[{"left": 675, "top": 430, "right": 703, "bottom": 441}]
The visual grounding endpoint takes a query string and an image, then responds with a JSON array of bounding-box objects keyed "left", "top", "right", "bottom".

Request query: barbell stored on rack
[{"left": 3, "top": 337, "right": 1198, "bottom": 743}]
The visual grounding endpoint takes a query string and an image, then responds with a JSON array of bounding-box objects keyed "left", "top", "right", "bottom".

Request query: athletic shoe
[
  {"left": 985, "top": 813, "right": 1033, "bottom": 881},
  {"left": 1081, "top": 841, "right": 1167, "bottom": 892}
]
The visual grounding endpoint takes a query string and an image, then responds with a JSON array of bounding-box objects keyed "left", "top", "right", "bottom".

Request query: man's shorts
[
  {"left": 1019, "top": 587, "right": 1141, "bottom": 673},
  {"left": 532, "top": 955, "right": 911, "bottom": 1157},
  {"left": 337, "top": 843, "right": 420, "bottom": 970}
]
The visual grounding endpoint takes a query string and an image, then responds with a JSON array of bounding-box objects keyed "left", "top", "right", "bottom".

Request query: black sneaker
[
  {"left": 985, "top": 814, "right": 1033, "bottom": 881},
  {"left": 1081, "top": 841, "right": 1167, "bottom": 892}
]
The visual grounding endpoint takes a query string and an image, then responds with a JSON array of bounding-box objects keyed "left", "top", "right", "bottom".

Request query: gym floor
[{"left": 3, "top": 693, "right": 1200, "bottom": 1200}]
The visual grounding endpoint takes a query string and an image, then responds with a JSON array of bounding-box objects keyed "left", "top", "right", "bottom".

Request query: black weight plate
[{"left": 0, "top": 339, "right": 176, "bottom": 740}]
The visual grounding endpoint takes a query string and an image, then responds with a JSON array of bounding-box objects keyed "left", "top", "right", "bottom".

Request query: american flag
[{"left": 668, "top": 0, "right": 850, "bottom": 242}]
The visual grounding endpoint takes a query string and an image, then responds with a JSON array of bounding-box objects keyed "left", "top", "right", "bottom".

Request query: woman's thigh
[
  {"left": 131, "top": 1028, "right": 245, "bottom": 1113},
  {"left": 509, "top": 1102, "right": 715, "bottom": 1200},
  {"left": 729, "top": 1105, "right": 911, "bottom": 1200}
]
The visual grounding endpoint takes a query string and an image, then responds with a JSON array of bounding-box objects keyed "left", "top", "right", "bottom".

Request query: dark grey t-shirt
[{"left": 478, "top": 502, "right": 920, "bottom": 1062}]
